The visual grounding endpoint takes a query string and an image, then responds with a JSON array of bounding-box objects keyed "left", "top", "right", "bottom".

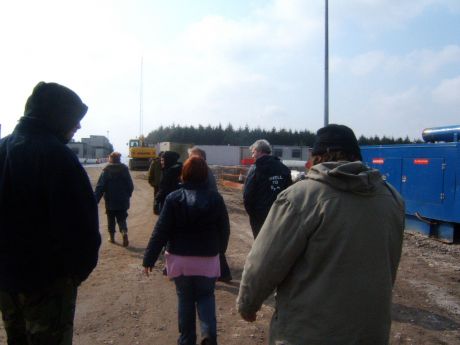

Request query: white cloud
[
  {"left": 432, "top": 76, "right": 460, "bottom": 106},
  {"left": 416, "top": 45, "right": 460, "bottom": 75},
  {"left": 339, "top": 87, "right": 430, "bottom": 140},
  {"left": 334, "top": 0, "right": 459, "bottom": 29},
  {"left": 0, "top": 0, "right": 459, "bottom": 153},
  {"left": 349, "top": 51, "right": 387, "bottom": 76},
  {"left": 136, "top": 1, "right": 323, "bottom": 133},
  {"left": 335, "top": 45, "right": 460, "bottom": 78}
]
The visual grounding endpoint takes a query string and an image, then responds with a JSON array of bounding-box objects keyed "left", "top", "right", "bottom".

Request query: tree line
[{"left": 145, "top": 124, "right": 417, "bottom": 147}]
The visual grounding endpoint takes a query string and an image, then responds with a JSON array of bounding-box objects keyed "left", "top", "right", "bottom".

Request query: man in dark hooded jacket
[
  {"left": 0, "top": 82, "right": 101, "bottom": 344},
  {"left": 155, "top": 151, "right": 182, "bottom": 213},
  {"left": 95, "top": 151, "right": 134, "bottom": 247},
  {"left": 243, "top": 139, "right": 292, "bottom": 238}
]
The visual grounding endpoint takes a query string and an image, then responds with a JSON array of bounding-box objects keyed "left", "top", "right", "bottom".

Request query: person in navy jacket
[{"left": 95, "top": 151, "right": 134, "bottom": 247}]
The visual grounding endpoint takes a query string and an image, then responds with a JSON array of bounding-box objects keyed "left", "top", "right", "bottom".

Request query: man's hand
[
  {"left": 240, "top": 311, "right": 257, "bottom": 322},
  {"left": 143, "top": 266, "right": 153, "bottom": 277}
]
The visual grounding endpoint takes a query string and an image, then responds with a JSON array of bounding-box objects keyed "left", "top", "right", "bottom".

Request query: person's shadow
[
  {"left": 216, "top": 268, "right": 460, "bottom": 330},
  {"left": 392, "top": 303, "right": 460, "bottom": 331},
  {"left": 116, "top": 244, "right": 146, "bottom": 259}
]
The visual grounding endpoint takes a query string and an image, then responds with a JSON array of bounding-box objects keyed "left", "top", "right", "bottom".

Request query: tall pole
[
  {"left": 139, "top": 57, "right": 144, "bottom": 137},
  {"left": 324, "top": 0, "right": 329, "bottom": 126}
]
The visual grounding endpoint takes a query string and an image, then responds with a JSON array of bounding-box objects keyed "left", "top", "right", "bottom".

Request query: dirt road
[{"left": 1, "top": 166, "right": 459, "bottom": 344}]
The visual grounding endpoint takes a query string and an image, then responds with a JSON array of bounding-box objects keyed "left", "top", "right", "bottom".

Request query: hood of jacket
[
  {"left": 307, "top": 161, "right": 383, "bottom": 196},
  {"left": 162, "top": 151, "right": 180, "bottom": 169},
  {"left": 14, "top": 116, "right": 63, "bottom": 143},
  {"left": 23, "top": 82, "right": 87, "bottom": 143}
]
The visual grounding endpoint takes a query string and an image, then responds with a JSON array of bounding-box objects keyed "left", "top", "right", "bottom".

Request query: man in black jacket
[
  {"left": 243, "top": 139, "right": 292, "bottom": 239},
  {"left": 95, "top": 151, "right": 134, "bottom": 247},
  {"left": 0, "top": 82, "right": 101, "bottom": 344},
  {"left": 155, "top": 151, "right": 182, "bottom": 213}
]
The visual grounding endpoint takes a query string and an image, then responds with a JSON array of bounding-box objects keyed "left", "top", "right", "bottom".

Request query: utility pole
[
  {"left": 324, "top": 0, "right": 329, "bottom": 126},
  {"left": 139, "top": 57, "right": 144, "bottom": 137}
]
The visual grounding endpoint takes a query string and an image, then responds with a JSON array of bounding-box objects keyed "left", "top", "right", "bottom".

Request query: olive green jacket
[
  {"left": 148, "top": 158, "right": 162, "bottom": 188},
  {"left": 237, "top": 161, "right": 405, "bottom": 345}
]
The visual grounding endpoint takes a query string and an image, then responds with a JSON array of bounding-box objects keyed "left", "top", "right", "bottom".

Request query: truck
[
  {"left": 158, "top": 142, "right": 193, "bottom": 163},
  {"left": 361, "top": 125, "right": 460, "bottom": 243},
  {"left": 128, "top": 135, "right": 157, "bottom": 171}
]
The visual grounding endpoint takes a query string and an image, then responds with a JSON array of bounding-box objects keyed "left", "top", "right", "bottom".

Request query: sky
[{"left": 1, "top": 0, "right": 459, "bottom": 154}]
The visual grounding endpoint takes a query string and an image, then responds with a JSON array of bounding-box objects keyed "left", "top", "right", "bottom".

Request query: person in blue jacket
[
  {"left": 95, "top": 151, "right": 134, "bottom": 247},
  {"left": 0, "top": 81, "right": 101, "bottom": 344}
]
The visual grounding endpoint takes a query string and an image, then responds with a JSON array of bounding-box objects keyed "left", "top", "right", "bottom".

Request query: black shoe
[
  {"left": 122, "top": 232, "right": 129, "bottom": 247},
  {"left": 108, "top": 233, "right": 115, "bottom": 243},
  {"left": 201, "top": 337, "right": 217, "bottom": 345}
]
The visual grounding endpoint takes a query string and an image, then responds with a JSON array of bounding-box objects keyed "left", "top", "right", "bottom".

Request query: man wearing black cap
[
  {"left": 0, "top": 82, "right": 101, "bottom": 344},
  {"left": 238, "top": 124, "right": 405, "bottom": 345}
]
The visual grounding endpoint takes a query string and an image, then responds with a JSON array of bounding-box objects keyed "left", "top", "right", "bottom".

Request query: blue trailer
[{"left": 361, "top": 125, "right": 460, "bottom": 243}]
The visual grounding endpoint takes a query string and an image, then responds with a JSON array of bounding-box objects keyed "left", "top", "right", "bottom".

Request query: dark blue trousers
[{"left": 174, "top": 276, "right": 217, "bottom": 345}]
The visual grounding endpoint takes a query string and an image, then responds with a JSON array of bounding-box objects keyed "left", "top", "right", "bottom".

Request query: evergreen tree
[{"left": 145, "top": 124, "right": 412, "bottom": 146}]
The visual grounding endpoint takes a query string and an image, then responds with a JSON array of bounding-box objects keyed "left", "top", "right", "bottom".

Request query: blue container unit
[{"left": 361, "top": 126, "right": 460, "bottom": 243}]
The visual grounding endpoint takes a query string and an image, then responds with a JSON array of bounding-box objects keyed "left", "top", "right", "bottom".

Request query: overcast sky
[{"left": 1, "top": 0, "right": 459, "bottom": 154}]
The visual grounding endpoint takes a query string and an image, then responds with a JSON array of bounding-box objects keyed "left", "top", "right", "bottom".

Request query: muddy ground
[{"left": 1, "top": 166, "right": 459, "bottom": 345}]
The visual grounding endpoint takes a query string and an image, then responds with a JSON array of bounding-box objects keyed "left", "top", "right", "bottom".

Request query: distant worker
[
  {"left": 237, "top": 124, "right": 405, "bottom": 345},
  {"left": 143, "top": 156, "right": 230, "bottom": 345},
  {"left": 243, "top": 139, "right": 292, "bottom": 238},
  {"left": 155, "top": 151, "right": 182, "bottom": 213},
  {"left": 148, "top": 151, "right": 163, "bottom": 215},
  {"left": 0, "top": 81, "right": 101, "bottom": 344},
  {"left": 188, "top": 146, "right": 232, "bottom": 283},
  {"left": 188, "top": 146, "right": 217, "bottom": 191},
  {"left": 95, "top": 151, "right": 134, "bottom": 247}
]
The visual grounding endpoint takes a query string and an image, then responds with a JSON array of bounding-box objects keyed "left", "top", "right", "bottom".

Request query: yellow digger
[{"left": 128, "top": 135, "right": 157, "bottom": 171}]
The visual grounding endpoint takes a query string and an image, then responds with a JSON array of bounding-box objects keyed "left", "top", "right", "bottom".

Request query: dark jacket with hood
[
  {"left": 0, "top": 82, "right": 101, "bottom": 292},
  {"left": 143, "top": 182, "right": 230, "bottom": 268},
  {"left": 155, "top": 151, "right": 182, "bottom": 210},
  {"left": 243, "top": 155, "right": 292, "bottom": 219},
  {"left": 95, "top": 163, "right": 134, "bottom": 210}
]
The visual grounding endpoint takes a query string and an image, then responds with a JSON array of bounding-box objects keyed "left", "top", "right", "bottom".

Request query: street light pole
[
  {"left": 139, "top": 56, "right": 144, "bottom": 137},
  {"left": 324, "top": 0, "right": 329, "bottom": 126}
]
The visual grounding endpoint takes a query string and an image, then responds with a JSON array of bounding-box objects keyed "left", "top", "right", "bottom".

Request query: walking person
[
  {"left": 95, "top": 151, "right": 134, "bottom": 247},
  {"left": 155, "top": 150, "right": 182, "bottom": 213},
  {"left": 243, "top": 139, "right": 292, "bottom": 238},
  {"left": 148, "top": 151, "right": 163, "bottom": 215},
  {"left": 188, "top": 146, "right": 232, "bottom": 283},
  {"left": 0, "top": 81, "right": 101, "bottom": 344},
  {"left": 237, "top": 124, "right": 405, "bottom": 345},
  {"left": 188, "top": 146, "right": 217, "bottom": 191},
  {"left": 143, "top": 156, "right": 230, "bottom": 345}
]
